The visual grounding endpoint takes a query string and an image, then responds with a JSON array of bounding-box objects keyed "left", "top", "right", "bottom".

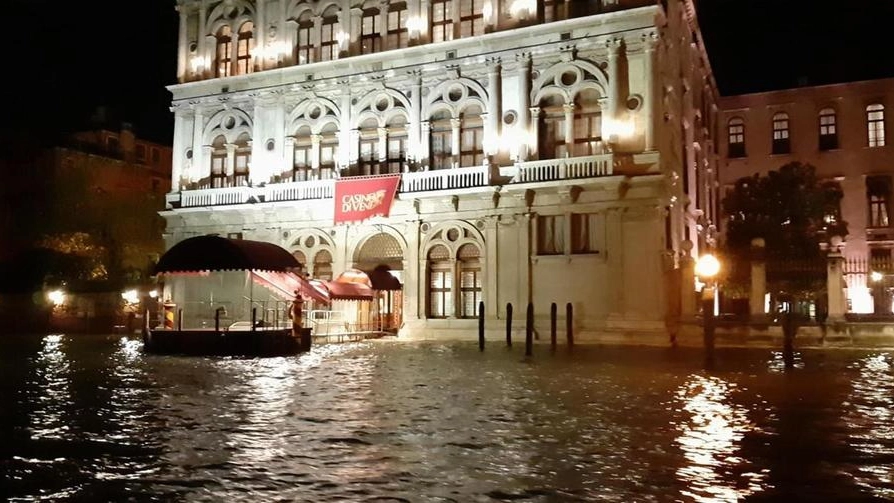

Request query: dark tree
[{"left": 722, "top": 162, "right": 847, "bottom": 260}]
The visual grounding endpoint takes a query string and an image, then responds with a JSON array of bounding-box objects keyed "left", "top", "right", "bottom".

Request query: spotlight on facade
[
  {"left": 122, "top": 289, "right": 140, "bottom": 305},
  {"left": 871, "top": 271, "right": 884, "bottom": 282},
  {"left": 48, "top": 289, "right": 66, "bottom": 306},
  {"left": 148, "top": 290, "right": 159, "bottom": 299},
  {"left": 695, "top": 253, "right": 720, "bottom": 281}
]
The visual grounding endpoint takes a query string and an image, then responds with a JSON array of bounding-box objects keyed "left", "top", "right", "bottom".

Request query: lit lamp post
[{"left": 695, "top": 253, "right": 720, "bottom": 367}]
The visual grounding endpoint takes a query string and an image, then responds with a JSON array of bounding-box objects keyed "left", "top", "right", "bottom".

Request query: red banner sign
[{"left": 334, "top": 174, "right": 401, "bottom": 224}]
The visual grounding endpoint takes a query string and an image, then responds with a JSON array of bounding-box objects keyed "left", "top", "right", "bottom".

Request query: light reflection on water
[
  {"left": 674, "top": 375, "right": 768, "bottom": 502},
  {"left": 844, "top": 353, "right": 894, "bottom": 498},
  {"left": 3, "top": 337, "right": 893, "bottom": 501}
]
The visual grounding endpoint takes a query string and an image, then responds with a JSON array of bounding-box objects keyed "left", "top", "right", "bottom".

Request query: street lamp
[{"left": 696, "top": 253, "right": 721, "bottom": 367}]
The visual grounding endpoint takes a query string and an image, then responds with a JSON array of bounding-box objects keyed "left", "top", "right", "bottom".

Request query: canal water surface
[{"left": 2, "top": 334, "right": 893, "bottom": 502}]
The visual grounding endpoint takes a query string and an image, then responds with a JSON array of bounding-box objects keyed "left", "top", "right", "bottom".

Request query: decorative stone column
[
  {"left": 642, "top": 31, "right": 658, "bottom": 151},
  {"left": 826, "top": 239, "right": 847, "bottom": 322},
  {"left": 420, "top": 121, "right": 431, "bottom": 169},
  {"left": 225, "top": 143, "right": 237, "bottom": 183},
  {"left": 528, "top": 107, "right": 541, "bottom": 160},
  {"left": 348, "top": 8, "right": 363, "bottom": 56},
  {"left": 485, "top": 58, "right": 502, "bottom": 157},
  {"left": 409, "top": 70, "right": 422, "bottom": 166},
  {"left": 605, "top": 38, "right": 622, "bottom": 144},
  {"left": 749, "top": 238, "right": 767, "bottom": 322},
  {"left": 377, "top": 127, "right": 389, "bottom": 174},
  {"left": 171, "top": 111, "right": 185, "bottom": 189},
  {"left": 177, "top": 5, "right": 188, "bottom": 81},
  {"left": 562, "top": 103, "right": 575, "bottom": 155},
  {"left": 450, "top": 118, "right": 462, "bottom": 168},
  {"left": 283, "top": 136, "right": 296, "bottom": 180},
  {"left": 198, "top": 3, "right": 208, "bottom": 78},
  {"left": 516, "top": 53, "right": 532, "bottom": 161},
  {"left": 201, "top": 145, "right": 213, "bottom": 184},
  {"left": 310, "top": 134, "right": 322, "bottom": 177}
]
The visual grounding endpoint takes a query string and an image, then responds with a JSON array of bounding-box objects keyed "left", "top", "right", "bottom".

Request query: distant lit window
[
  {"left": 458, "top": 244, "right": 482, "bottom": 319},
  {"left": 295, "top": 11, "right": 314, "bottom": 64},
  {"left": 427, "top": 245, "right": 452, "bottom": 318},
  {"left": 358, "top": 118, "right": 380, "bottom": 176},
  {"left": 458, "top": 0, "right": 484, "bottom": 38},
  {"left": 236, "top": 22, "right": 254, "bottom": 75},
  {"left": 819, "top": 108, "right": 838, "bottom": 150},
  {"left": 573, "top": 89, "right": 603, "bottom": 156},
  {"left": 867, "top": 175, "right": 892, "bottom": 228},
  {"left": 215, "top": 26, "right": 232, "bottom": 77},
  {"left": 361, "top": 8, "right": 382, "bottom": 55},
  {"left": 431, "top": 0, "right": 453, "bottom": 43},
  {"left": 772, "top": 112, "right": 790, "bottom": 154},
  {"left": 537, "top": 214, "right": 565, "bottom": 255},
  {"left": 293, "top": 126, "right": 312, "bottom": 181},
  {"left": 320, "top": 7, "right": 339, "bottom": 61},
  {"left": 459, "top": 105, "right": 484, "bottom": 167},
  {"left": 387, "top": 3, "right": 408, "bottom": 49},
  {"left": 430, "top": 110, "right": 453, "bottom": 170},
  {"left": 234, "top": 133, "right": 251, "bottom": 186},
  {"left": 385, "top": 115, "right": 407, "bottom": 174},
  {"left": 544, "top": 0, "right": 562, "bottom": 22},
  {"left": 727, "top": 117, "right": 745, "bottom": 158},
  {"left": 867, "top": 104, "right": 886, "bottom": 147},
  {"left": 319, "top": 122, "right": 339, "bottom": 180},
  {"left": 538, "top": 94, "right": 567, "bottom": 159},
  {"left": 210, "top": 135, "right": 227, "bottom": 188}
]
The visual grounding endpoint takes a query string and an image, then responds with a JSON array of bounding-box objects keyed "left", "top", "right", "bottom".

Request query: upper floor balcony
[{"left": 165, "top": 153, "right": 617, "bottom": 209}]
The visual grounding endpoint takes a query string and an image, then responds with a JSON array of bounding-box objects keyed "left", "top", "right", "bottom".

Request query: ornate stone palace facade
[{"left": 163, "top": 0, "right": 720, "bottom": 339}]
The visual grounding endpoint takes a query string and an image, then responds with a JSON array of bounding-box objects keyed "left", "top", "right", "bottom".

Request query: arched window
[
  {"left": 313, "top": 250, "right": 333, "bottom": 281},
  {"left": 295, "top": 11, "right": 314, "bottom": 64},
  {"left": 210, "top": 135, "right": 227, "bottom": 188},
  {"left": 538, "top": 94, "right": 567, "bottom": 159},
  {"left": 431, "top": 0, "right": 453, "bottom": 43},
  {"left": 727, "top": 117, "right": 745, "bottom": 158},
  {"left": 321, "top": 6, "right": 340, "bottom": 61},
  {"left": 573, "top": 89, "right": 603, "bottom": 156},
  {"left": 319, "top": 122, "right": 339, "bottom": 180},
  {"left": 387, "top": 3, "right": 408, "bottom": 49},
  {"left": 234, "top": 133, "right": 251, "bottom": 186},
  {"left": 361, "top": 7, "right": 382, "bottom": 55},
  {"left": 459, "top": 0, "right": 484, "bottom": 38},
  {"left": 771, "top": 112, "right": 790, "bottom": 154},
  {"left": 358, "top": 117, "right": 380, "bottom": 176},
  {"left": 459, "top": 105, "right": 484, "bottom": 167},
  {"left": 818, "top": 108, "right": 838, "bottom": 150},
  {"left": 867, "top": 104, "right": 886, "bottom": 147},
  {"left": 427, "top": 245, "right": 452, "bottom": 318},
  {"left": 293, "top": 125, "right": 312, "bottom": 181},
  {"left": 386, "top": 115, "right": 407, "bottom": 174},
  {"left": 430, "top": 110, "right": 453, "bottom": 170},
  {"left": 292, "top": 250, "right": 307, "bottom": 275},
  {"left": 215, "top": 26, "right": 233, "bottom": 77},
  {"left": 458, "top": 244, "right": 481, "bottom": 318},
  {"left": 236, "top": 22, "right": 254, "bottom": 75}
]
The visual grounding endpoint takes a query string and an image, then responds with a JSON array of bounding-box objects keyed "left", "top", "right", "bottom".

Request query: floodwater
[{"left": 1, "top": 334, "right": 893, "bottom": 502}]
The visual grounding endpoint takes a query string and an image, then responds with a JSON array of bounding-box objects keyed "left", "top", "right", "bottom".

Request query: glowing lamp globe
[{"left": 695, "top": 254, "right": 720, "bottom": 280}]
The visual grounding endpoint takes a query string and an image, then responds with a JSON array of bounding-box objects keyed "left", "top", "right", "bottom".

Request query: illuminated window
[
  {"left": 234, "top": 133, "right": 251, "bottom": 186},
  {"left": 236, "top": 22, "right": 254, "bottom": 75},
  {"left": 571, "top": 213, "right": 604, "bottom": 254},
  {"left": 539, "top": 94, "right": 567, "bottom": 159},
  {"left": 818, "top": 108, "right": 838, "bottom": 150},
  {"left": 431, "top": 0, "right": 453, "bottom": 43},
  {"left": 319, "top": 122, "right": 339, "bottom": 180},
  {"left": 358, "top": 118, "right": 380, "bottom": 176},
  {"left": 320, "top": 7, "right": 339, "bottom": 62},
  {"left": 295, "top": 11, "right": 314, "bottom": 64},
  {"left": 386, "top": 115, "right": 407, "bottom": 174},
  {"left": 544, "top": 0, "right": 564, "bottom": 22},
  {"left": 727, "top": 117, "right": 745, "bottom": 158},
  {"left": 387, "top": 3, "right": 408, "bottom": 49},
  {"left": 210, "top": 135, "right": 227, "bottom": 188},
  {"left": 867, "top": 175, "right": 891, "bottom": 228},
  {"left": 459, "top": 0, "right": 484, "bottom": 38},
  {"left": 427, "top": 245, "right": 452, "bottom": 318},
  {"left": 361, "top": 8, "right": 382, "bottom": 55},
  {"left": 537, "top": 214, "right": 565, "bottom": 255},
  {"left": 459, "top": 105, "right": 484, "bottom": 167},
  {"left": 868, "top": 104, "right": 886, "bottom": 147},
  {"left": 215, "top": 26, "right": 232, "bottom": 77},
  {"left": 430, "top": 110, "right": 453, "bottom": 170},
  {"left": 293, "top": 126, "right": 312, "bottom": 181},
  {"left": 458, "top": 244, "right": 482, "bottom": 318},
  {"left": 573, "top": 89, "right": 603, "bottom": 156},
  {"left": 771, "top": 112, "right": 790, "bottom": 154}
]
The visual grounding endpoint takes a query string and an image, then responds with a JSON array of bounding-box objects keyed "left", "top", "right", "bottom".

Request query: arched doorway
[{"left": 354, "top": 232, "right": 404, "bottom": 331}]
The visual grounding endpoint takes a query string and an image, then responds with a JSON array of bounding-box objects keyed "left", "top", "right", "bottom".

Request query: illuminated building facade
[
  {"left": 163, "top": 0, "right": 720, "bottom": 339},
  {"left": 718, "top": 78, "right": 894, "bottom": 313}
]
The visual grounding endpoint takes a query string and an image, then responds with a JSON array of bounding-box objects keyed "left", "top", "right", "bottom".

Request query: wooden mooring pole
[
  {"left": 478, "top": 301, "right": 485, "bottom": 351},
  {"left": 506, "top": 303, "right": 513, "bottom": 347},
  {"left": 525, "top": 302, "right": 534, "bottom": 356},
  {"left": 566, "top": 303, "right": 574, "bottom": 347},
  {"left": 550, "top": 303, "right": 557, "bottom": 350}
]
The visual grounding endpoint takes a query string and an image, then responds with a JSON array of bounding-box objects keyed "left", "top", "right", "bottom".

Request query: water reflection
[
  {"left": 28, "top": 334, "right": 73, "bottom": 440},
  {"left": 766, "top": 350, "right": 804, "bottom": 372},
  {"left": 844, "top": 353, "right": 894, "bottom": 499},
  {"left": 674, "top": 374, "right": 768, "bottom": 502}
]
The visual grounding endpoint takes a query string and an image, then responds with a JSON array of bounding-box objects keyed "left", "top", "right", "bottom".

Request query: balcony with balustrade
[{"left": 165, "top": 153, "right": 621, "bottom": 209}]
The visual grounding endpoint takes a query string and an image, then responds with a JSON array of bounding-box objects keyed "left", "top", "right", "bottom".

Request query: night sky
[{"left": 4, "top": 0, "right": 892, "bottom": 150}]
